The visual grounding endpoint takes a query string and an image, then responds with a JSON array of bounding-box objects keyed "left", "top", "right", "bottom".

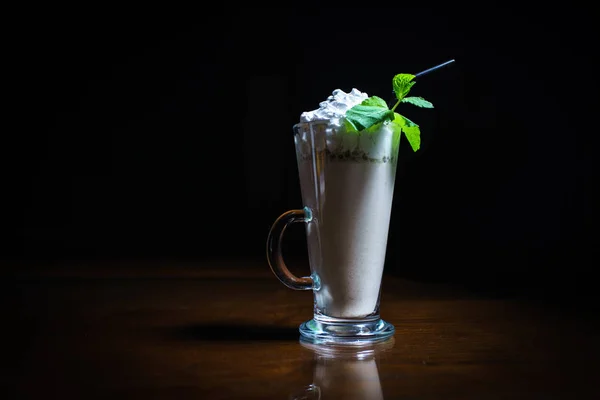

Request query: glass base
[{"left": 299, "top": 316, "right": 395, "bottom": 345}]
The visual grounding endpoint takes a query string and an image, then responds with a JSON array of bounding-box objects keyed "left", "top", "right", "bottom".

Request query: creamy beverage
[
  {"left": 267, "top": 67, "right": 441, "bottom": 342},
  {"left": 297, "top": 89, "right": 399, "bottom": 318},
  {"left": 312, "top": 160, "right": 396, "bottom": 318}
]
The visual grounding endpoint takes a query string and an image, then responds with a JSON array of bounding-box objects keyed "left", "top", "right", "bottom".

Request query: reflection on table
[{"left": 290, "top": 337, "right": 395, "bottom": 400}]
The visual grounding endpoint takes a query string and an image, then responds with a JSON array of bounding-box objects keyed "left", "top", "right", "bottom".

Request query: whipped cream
[
  {"left": 300, "top": 88, "right": 368, "bottom": 128},
  {"left": 297, "top": 88, "right": 398, "bottom": 160}
]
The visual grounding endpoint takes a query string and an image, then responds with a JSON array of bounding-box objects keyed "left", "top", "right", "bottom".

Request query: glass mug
[{"left": 266, "top": 120, "right": 399, "bottom": 344}]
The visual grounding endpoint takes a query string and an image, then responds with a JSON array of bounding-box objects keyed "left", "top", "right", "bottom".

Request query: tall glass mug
[{"left": 266, "top": 120, "right": 400, "bottom": 344}]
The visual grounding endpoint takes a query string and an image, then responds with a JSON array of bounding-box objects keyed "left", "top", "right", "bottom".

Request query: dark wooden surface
[{"left": 3, "top": 260, "right": 599, "bottom": 399}]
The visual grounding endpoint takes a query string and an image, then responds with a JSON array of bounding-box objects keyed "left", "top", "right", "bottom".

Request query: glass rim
[{"left": 293, "top": 120, "right": 331, "bottom": 135}]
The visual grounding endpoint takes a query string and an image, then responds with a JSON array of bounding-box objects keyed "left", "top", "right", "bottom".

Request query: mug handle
[{"left": 266, "top": 207, "right": 314, "bottom": 290}]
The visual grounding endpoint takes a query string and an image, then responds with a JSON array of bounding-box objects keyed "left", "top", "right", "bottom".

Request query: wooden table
[{"left": 4, "top": 259, "right": 599, "bottom": 399}]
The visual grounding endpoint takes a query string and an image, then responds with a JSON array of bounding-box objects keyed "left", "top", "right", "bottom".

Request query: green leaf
[
  {"left": 394, "top": 112, "right": 421, "bottom": 152},
  {"left": 361, "top": 95, "right": 388, "bottom": 108},
  {"left": 346, "top": 106, "right": 394, "bottom": 131},
  {"left": 343, "top": 118, "right": 359, "bottom": 132},
  {"left": 393, "top": 73, "right": 416, "bottom": 101},
  {"left": 393, "top": 112, "right": 418, "bottom": 128},
  {"left": 345, "top": 96, "right": 394, "bottom": 131},
  {"left": 401, "top": 96, "right": 434, "bottom": 108},
  {"left": 402, "top": 125, "right": 421, "bottom": 152}
]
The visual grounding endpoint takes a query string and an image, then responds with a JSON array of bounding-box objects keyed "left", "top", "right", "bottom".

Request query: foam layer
[{"left": 300, "top": 88, "right": 368, "bottom": 126}]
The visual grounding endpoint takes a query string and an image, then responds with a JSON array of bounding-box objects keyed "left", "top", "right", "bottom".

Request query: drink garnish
[{"left": 344, "top": 60, "right": 454, "bottom": 152}]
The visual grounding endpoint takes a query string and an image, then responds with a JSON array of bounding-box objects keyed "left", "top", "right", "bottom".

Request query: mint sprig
[{"left": 344, "top": 73, "right": 434, "bottom": 152}]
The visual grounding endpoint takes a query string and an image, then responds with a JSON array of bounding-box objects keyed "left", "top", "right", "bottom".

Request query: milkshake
[
  {"left": 266, "top": 69, "right": 438, "bottom": 342},
  {"left": 296, "top": 89, "right": 400, "bottom": 319}
]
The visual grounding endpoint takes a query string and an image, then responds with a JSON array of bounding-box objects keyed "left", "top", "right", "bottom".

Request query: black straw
[
  {"left": 388, "top": 59, "right": 455, "bottom": 103},
  {"left": 414, "top": 59, "right": 455, "bottom": 78}
]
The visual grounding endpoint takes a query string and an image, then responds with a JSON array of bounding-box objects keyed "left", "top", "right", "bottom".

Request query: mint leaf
[
  {"left": 361, "top": 95, "right": 388, "bottom": 108},
  {"left": 394, "top": 112, "right": 421, "bottom": 152},
  {"left": 402, "top": 125, "right": 421, "bottom": 152},
  {"left": 393, "top": 73, "right": 416, "bottom": 101},
  {"left": 343, "top": 118, "right": 359, "bottom": 132},
  {"left": 346, "top": 106, "right": 394, "bottom": 131},
  {"left": 345, "top": 97, "right": 394, "bottom": 131},
  {"left": 394, "top": 112, "right": 418, "bottom": 128},
  {"left": 401, "top": 96, "right": 434, "bottom": 108}
]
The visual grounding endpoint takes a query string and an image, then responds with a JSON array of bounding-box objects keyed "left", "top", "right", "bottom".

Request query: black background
[{"left": 5, "top": 6, "right": 596, "bottom": 303}]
